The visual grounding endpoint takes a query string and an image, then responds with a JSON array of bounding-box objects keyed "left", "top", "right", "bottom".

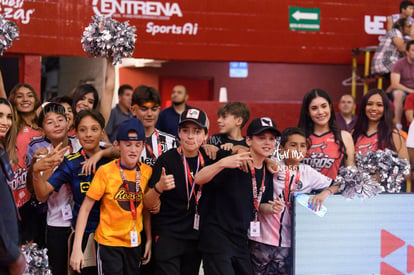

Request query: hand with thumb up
[{"left": 155, "top": 167, "right": 176, "bottom": 193}]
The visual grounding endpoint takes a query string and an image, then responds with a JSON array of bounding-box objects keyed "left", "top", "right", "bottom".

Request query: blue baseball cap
[{"left": 116, "top": 118, "right": 146, "bottom": 141}]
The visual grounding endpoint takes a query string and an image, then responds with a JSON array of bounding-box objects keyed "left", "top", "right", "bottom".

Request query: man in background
[
  {"left": 156, "top": 84, "right": 191, "bottom": 138},
  {"left": 106, "top": 84, "right": 133, "bottom": 143},
  {"left": 335, "top": 94, "right": 357, "bottom": 132},
  {"left": 390, "top": 40, "right": 414, "bottom": 130}
]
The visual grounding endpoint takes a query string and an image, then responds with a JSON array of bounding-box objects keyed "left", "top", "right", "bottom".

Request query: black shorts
[
  {"left": 202, "top": 252, "right": 253, "bottom": 275},
  {"left": 153, "top": 235, "right": 201, "bottom": 275},
  {"left": 97, "top": 244, "right": 141, "bottom": 275},
  {"left": 46, "top": 225, "right": 72, "bottom": 275}
]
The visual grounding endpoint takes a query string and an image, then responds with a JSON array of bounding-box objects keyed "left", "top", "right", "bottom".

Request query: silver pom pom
[
  {"left": 0, "top": 15, "right": 19, "bottom": 55},
  {"left": 335, "top": 166, "right": 384, "bottom": 199},
  {"left": 21, "top": 243, "right": 52, "bottom": 275},
  {"left": 81, "top": 15, "right": 137, "bottom": 65},
  {"left": 355, "top": 149, "right": 410, "bottom": 193}
]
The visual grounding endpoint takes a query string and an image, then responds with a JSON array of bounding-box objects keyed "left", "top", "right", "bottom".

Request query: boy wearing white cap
[{"left": 144, "top": 107, "right": 218, "bottom": 275}]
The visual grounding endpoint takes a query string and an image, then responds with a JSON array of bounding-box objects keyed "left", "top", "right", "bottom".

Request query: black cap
[
  {"left": 246, "top": 117, "right": 281, "bottom": 137},
  {"left": 179, "top": 108, "right": 209, "bottom": 131}
]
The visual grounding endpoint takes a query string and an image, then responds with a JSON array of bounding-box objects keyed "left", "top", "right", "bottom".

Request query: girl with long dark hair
[
  {"left": 298, "top": 88, "right": 355, "bottom": 180},
  {"left": 353, "top": 89, "right": 408, "bottom": 158}
]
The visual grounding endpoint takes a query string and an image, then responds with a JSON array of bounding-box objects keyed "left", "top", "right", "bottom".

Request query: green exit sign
[{"left": 289, "top": 7, "right": 320, "bottom": 31}]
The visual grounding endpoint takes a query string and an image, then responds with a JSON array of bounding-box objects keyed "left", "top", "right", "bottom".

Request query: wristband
[
  {"left": 154, "top": 184, "right": 162, "bottom": 195},
  {"left": 325, "top": 188, "right": 333, "bottom": 195}
]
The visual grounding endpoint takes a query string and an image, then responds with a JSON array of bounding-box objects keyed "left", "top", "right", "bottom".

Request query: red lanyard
[
  {"left": 285, "top": 166, "right": 300, "bottom": 209},
  {"left": 251, "top": 166, "right": 266, "bottom": 219},
  {"left": 67, "top": 139, "right": 74, "bottom": 154},
  {"left": 145, "top": 130, "right": 162, "bottom": 163},
  {"left": 178, "top": 147, "right": 204, "bottom": 209},
  {"left": 118, "top": 160, "right": 141, "bottom": 222},
  {"left": 80, "top": 149, "right": 89, "bottom": 161}
]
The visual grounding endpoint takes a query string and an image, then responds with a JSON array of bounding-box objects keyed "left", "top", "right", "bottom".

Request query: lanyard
[
  {"left": 67, "top": 139, "right": 74, "bottom": 154},
  {"left": 177, "top": 147, "right": 204, "bottom": 210},
  {"left": 118, "top": 161, "right": 141, "bottom": 224},
  {"left": 251, "top": 166, "right": 266, "bottom": 220},
  {"left": 80, "top": 148, "right": 89, "bottom": 160},
  {"left": 284, "top": 166, "right": 300, "bottom": 209},
  {"left": 145, "top": 130, "right": 162, "bottom": 163}
]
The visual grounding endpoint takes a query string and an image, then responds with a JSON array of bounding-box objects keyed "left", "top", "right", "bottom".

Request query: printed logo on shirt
[
  {"left": 356, "top": 142, "right": 375, "bottom": 154},
  {"left": 7, "top": 167, "right": 27, "bottom": 191},
  {"left": 80, "top": 181, "right": 91, "bottom": 193},
  {"left": 7, "top": 167, "right": 30, "bottom": 208},
  {"left": 114, "top": 181, "right": 143, "bottom": 211},
  {"left": 303, "top": 142, "right": 335, "bottom": 171},
  {"left": 296, "top": 180, "right": 303, "bottom": 190},
  {"left": 303, "top": 157, "right": 334, "bottom": 171},
  {"left": 142, "top": 157, "right": 155, "bottom": 167}
]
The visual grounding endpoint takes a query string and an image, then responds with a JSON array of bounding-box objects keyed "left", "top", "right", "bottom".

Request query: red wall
[
  {"left": 118, "top": 61, "right": 365, "bottom": 104},
  {"left": 118, "top": 67, "right": 159, "bottom": 89},
  {"left": 4, "top": 1, "right": 395, "bottom": 64},
  {"left": 188, "top": 100, "right": 302, "bottom": 137}
]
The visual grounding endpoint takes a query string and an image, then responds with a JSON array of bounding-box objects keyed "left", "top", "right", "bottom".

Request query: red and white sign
[{"left": 3, "top": 1, "right": 396, "bottom": 64}]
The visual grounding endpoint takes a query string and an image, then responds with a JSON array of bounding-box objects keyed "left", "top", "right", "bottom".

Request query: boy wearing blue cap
[{"left": 70, "top": 118, "right": 152, "bottom": 275}]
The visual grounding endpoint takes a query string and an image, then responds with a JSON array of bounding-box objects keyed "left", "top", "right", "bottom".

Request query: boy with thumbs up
[{"left": 144, "top": 108, "right": 219, "bottom": 275}]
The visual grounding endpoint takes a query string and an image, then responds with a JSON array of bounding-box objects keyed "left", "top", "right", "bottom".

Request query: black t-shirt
[
  {"left": 149, "top": 147, "right": 217, "bottom": 240},
  {"left": 199, "top": 158, "right": 273, "bottom": 256},
  {"left": 208, "top": 133, "right": 247, "bottom": 147}
]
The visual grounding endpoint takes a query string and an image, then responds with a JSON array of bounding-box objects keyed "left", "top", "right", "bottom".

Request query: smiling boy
[{"left": 195, "top": 117, "right": 280, "bottom": 275}]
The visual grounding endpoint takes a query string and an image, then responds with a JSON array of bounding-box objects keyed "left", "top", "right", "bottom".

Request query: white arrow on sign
[{"left": 292, "top": 10, "right": 318, "bottom": 21}]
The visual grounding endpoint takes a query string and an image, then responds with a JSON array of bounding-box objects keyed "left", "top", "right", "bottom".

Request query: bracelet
[
  {"left": 154, "top": 184, "right": 162, "bottom": 195},
  {"left": 325, "top": 188, "right": 333, "bottom": 195}
]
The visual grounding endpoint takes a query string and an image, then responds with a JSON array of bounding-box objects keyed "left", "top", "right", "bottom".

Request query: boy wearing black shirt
[
  {"left": 144, "top": 108, "right": 217, "bottom": 275},
  {"left": 195, "top": 117, "right": 280, "bottom": 275}
]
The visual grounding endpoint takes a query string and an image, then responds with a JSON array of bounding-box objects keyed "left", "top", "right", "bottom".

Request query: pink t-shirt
[
  {"left": 392, "top": 57, "right": 414, "bottom": 89},
  {"left": 250, "top": 164, "right": 332, "bottom": 247}
]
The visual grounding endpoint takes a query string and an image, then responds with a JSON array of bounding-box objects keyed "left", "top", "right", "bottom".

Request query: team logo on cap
[
  {"left": 186, "top": 109, "right": 200, "bottom": 119},
  {"left": 260, "top": 117, "right": 273, "bottom": 127}
]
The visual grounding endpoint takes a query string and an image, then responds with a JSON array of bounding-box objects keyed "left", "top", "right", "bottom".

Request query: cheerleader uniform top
[
  {"left": 354, "top": 132, "right": 378, "bottom": 155},
  {"left": 302, "top": 131, "right": 344, "bottom": 180}
]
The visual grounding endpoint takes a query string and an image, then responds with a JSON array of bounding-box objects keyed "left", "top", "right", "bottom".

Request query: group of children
[
  {"left": 42, "top": 95, "right": 340, "bottom": 275},
  {"left": 1, "top": 79, "right": 407, "bottom": 275}
]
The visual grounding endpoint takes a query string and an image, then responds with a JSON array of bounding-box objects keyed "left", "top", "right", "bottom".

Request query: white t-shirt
[
  {"left": 27, "top": 136, "right": 81, "bottom": 227},
  {"left": 250, "top": 163, "right": 333, "bottom": 247}
]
